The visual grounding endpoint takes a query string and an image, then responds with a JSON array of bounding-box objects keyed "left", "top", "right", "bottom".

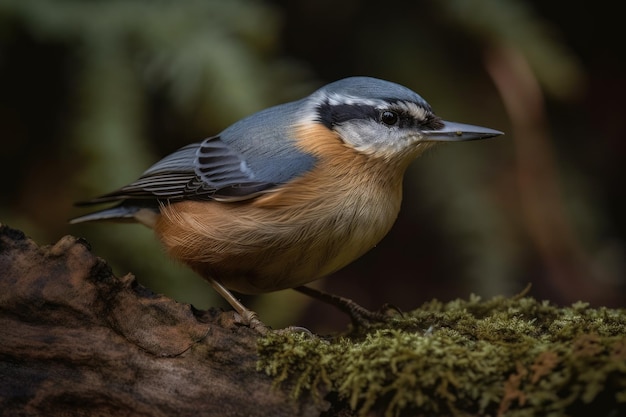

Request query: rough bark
[{"left": 0, "top": 224, "right": 327, "bottom": 417}]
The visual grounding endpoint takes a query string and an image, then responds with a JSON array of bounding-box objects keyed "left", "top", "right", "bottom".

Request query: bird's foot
[
  {"left": 294, "top": 286, "right": 398, "bottom": 329},
  {"left": 233, "top": 308, "right": 270, "bottom": 335},
  {"left": 233, "top": 310, "right": 316, "bottom": 337}
]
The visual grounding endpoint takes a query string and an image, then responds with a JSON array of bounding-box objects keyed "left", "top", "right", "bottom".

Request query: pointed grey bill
[{"left": 422, "top": 121, "right": 504, "bottom": 142}]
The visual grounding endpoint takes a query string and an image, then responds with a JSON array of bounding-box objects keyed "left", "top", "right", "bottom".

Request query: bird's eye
[{"left": 380, "top": 111, "right": 399, "bottom": 126}]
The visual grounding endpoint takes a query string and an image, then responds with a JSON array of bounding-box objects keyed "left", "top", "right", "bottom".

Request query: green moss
[{"left": 257, "top": 295, "right": 626, "bottom": 416}]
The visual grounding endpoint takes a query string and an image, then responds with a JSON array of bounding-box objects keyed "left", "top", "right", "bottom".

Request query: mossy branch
[{"left": 258, "top": 293, "right": 626, "bottom": 416}]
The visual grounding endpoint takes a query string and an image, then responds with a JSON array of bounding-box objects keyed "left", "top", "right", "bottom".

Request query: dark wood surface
[{"left": 0, "top": 224, "right": 327, "bottom": 417}]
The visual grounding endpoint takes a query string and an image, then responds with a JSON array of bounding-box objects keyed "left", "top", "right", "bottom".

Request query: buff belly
[{"left": 154, "top": 190, "right": 400, "bottom": 294}]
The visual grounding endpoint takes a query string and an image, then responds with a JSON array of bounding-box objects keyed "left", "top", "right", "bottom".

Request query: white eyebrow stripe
[
  {"left": 388, "top": 101, "right": 429, "bottom": 121},
  {"left": 326, "top": 93, "right": 430, "bottom": 121},
  {"left": 308, "top": 91, "right": 432, "bottom": 124},
  {"left": 325, "top": 93, "right": 384, "bottom": 107}
]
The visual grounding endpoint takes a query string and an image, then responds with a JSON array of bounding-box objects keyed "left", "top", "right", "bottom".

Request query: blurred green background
[{"left": 1, "top": 0, "right": 624, "bottom": 331}]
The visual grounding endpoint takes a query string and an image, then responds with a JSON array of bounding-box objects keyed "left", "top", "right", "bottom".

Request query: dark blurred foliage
[{"left": 0, "top": 0, "right": 623, "bottom": 331}]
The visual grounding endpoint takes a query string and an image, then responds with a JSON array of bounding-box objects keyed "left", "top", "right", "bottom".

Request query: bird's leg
[
  {"left": 294, "top": 285, "right": 390, "bottom": 327},
  {"left": 207, "top": 278, "right": 268, "bottom": 334}
]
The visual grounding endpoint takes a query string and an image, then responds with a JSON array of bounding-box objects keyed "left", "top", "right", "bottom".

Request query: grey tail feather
[{"left": 69, "top": 205, "right": 149, "bottom": 224}]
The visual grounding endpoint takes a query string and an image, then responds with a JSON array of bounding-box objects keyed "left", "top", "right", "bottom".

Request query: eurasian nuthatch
[{"left": 72, "top": 76, "right": 502, "bottom": 326}]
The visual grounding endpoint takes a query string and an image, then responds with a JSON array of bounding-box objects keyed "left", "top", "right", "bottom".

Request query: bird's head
[{"left": 308, "top": 76, "right": 503, "bottom": 161}]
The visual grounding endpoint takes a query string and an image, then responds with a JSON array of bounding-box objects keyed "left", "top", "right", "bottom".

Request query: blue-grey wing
[
  {"left": 75, "top": 99, "right": 317, "bottom": 212},
  {"left": 77, "top": 100, "right": 318, "bottom": 206},
  {"left": 79, "top": 137, "right": 271, "bottom": 205},
  {"left": 217, "top": 98, "right": 317, "bottom": 188}
]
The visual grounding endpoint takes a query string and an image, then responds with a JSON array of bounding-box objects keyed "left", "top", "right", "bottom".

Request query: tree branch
[{"left": 0, "top": 224, "right": 327, "bottom": 417}]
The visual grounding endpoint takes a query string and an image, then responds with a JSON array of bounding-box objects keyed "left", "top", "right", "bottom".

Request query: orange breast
[{"left": 154, "top": 123, "right": 410, "bottom": 294}]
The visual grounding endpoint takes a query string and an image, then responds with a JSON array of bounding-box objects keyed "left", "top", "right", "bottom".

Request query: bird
[{"left": 71, "top": 76, "right": 503, "bottom": 330}]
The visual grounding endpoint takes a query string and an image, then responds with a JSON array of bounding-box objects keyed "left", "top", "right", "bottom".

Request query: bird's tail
[{"left": 70, "top": 203, "right": 159, "bottom": 228}]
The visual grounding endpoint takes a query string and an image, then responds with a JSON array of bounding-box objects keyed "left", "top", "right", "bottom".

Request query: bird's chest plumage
[
  {"left": 156, "top": 163, "right": 403, "bottom": 294},
  {"left": 253, "top": 161, "right": 404, "bottom": 284},
  {"left": 155, "top": 124, "right": 408, "bottom": 294}
]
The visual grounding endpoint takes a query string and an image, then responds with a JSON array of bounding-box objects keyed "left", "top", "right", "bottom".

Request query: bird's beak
[{"left": 422, "top": 121, "right": 503, "bottom": 142}]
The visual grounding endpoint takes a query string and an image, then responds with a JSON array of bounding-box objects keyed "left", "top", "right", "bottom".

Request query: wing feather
[
  {"left": 76, "top": 100, "right": 318, "bottom": 212},
  {"left": 77, "top": 136, "right": 272, "bottom": 205}
]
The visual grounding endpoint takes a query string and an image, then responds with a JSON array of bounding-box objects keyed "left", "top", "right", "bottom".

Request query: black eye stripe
[
  {"left": 316, "top": 99, "right": 439, "bottom": 130},
  {"left": 317, "top": 102, "right": 378, "bottom": 128},
  {"left": 384, "top": 106, "right": 444, "bottom": 130}
]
